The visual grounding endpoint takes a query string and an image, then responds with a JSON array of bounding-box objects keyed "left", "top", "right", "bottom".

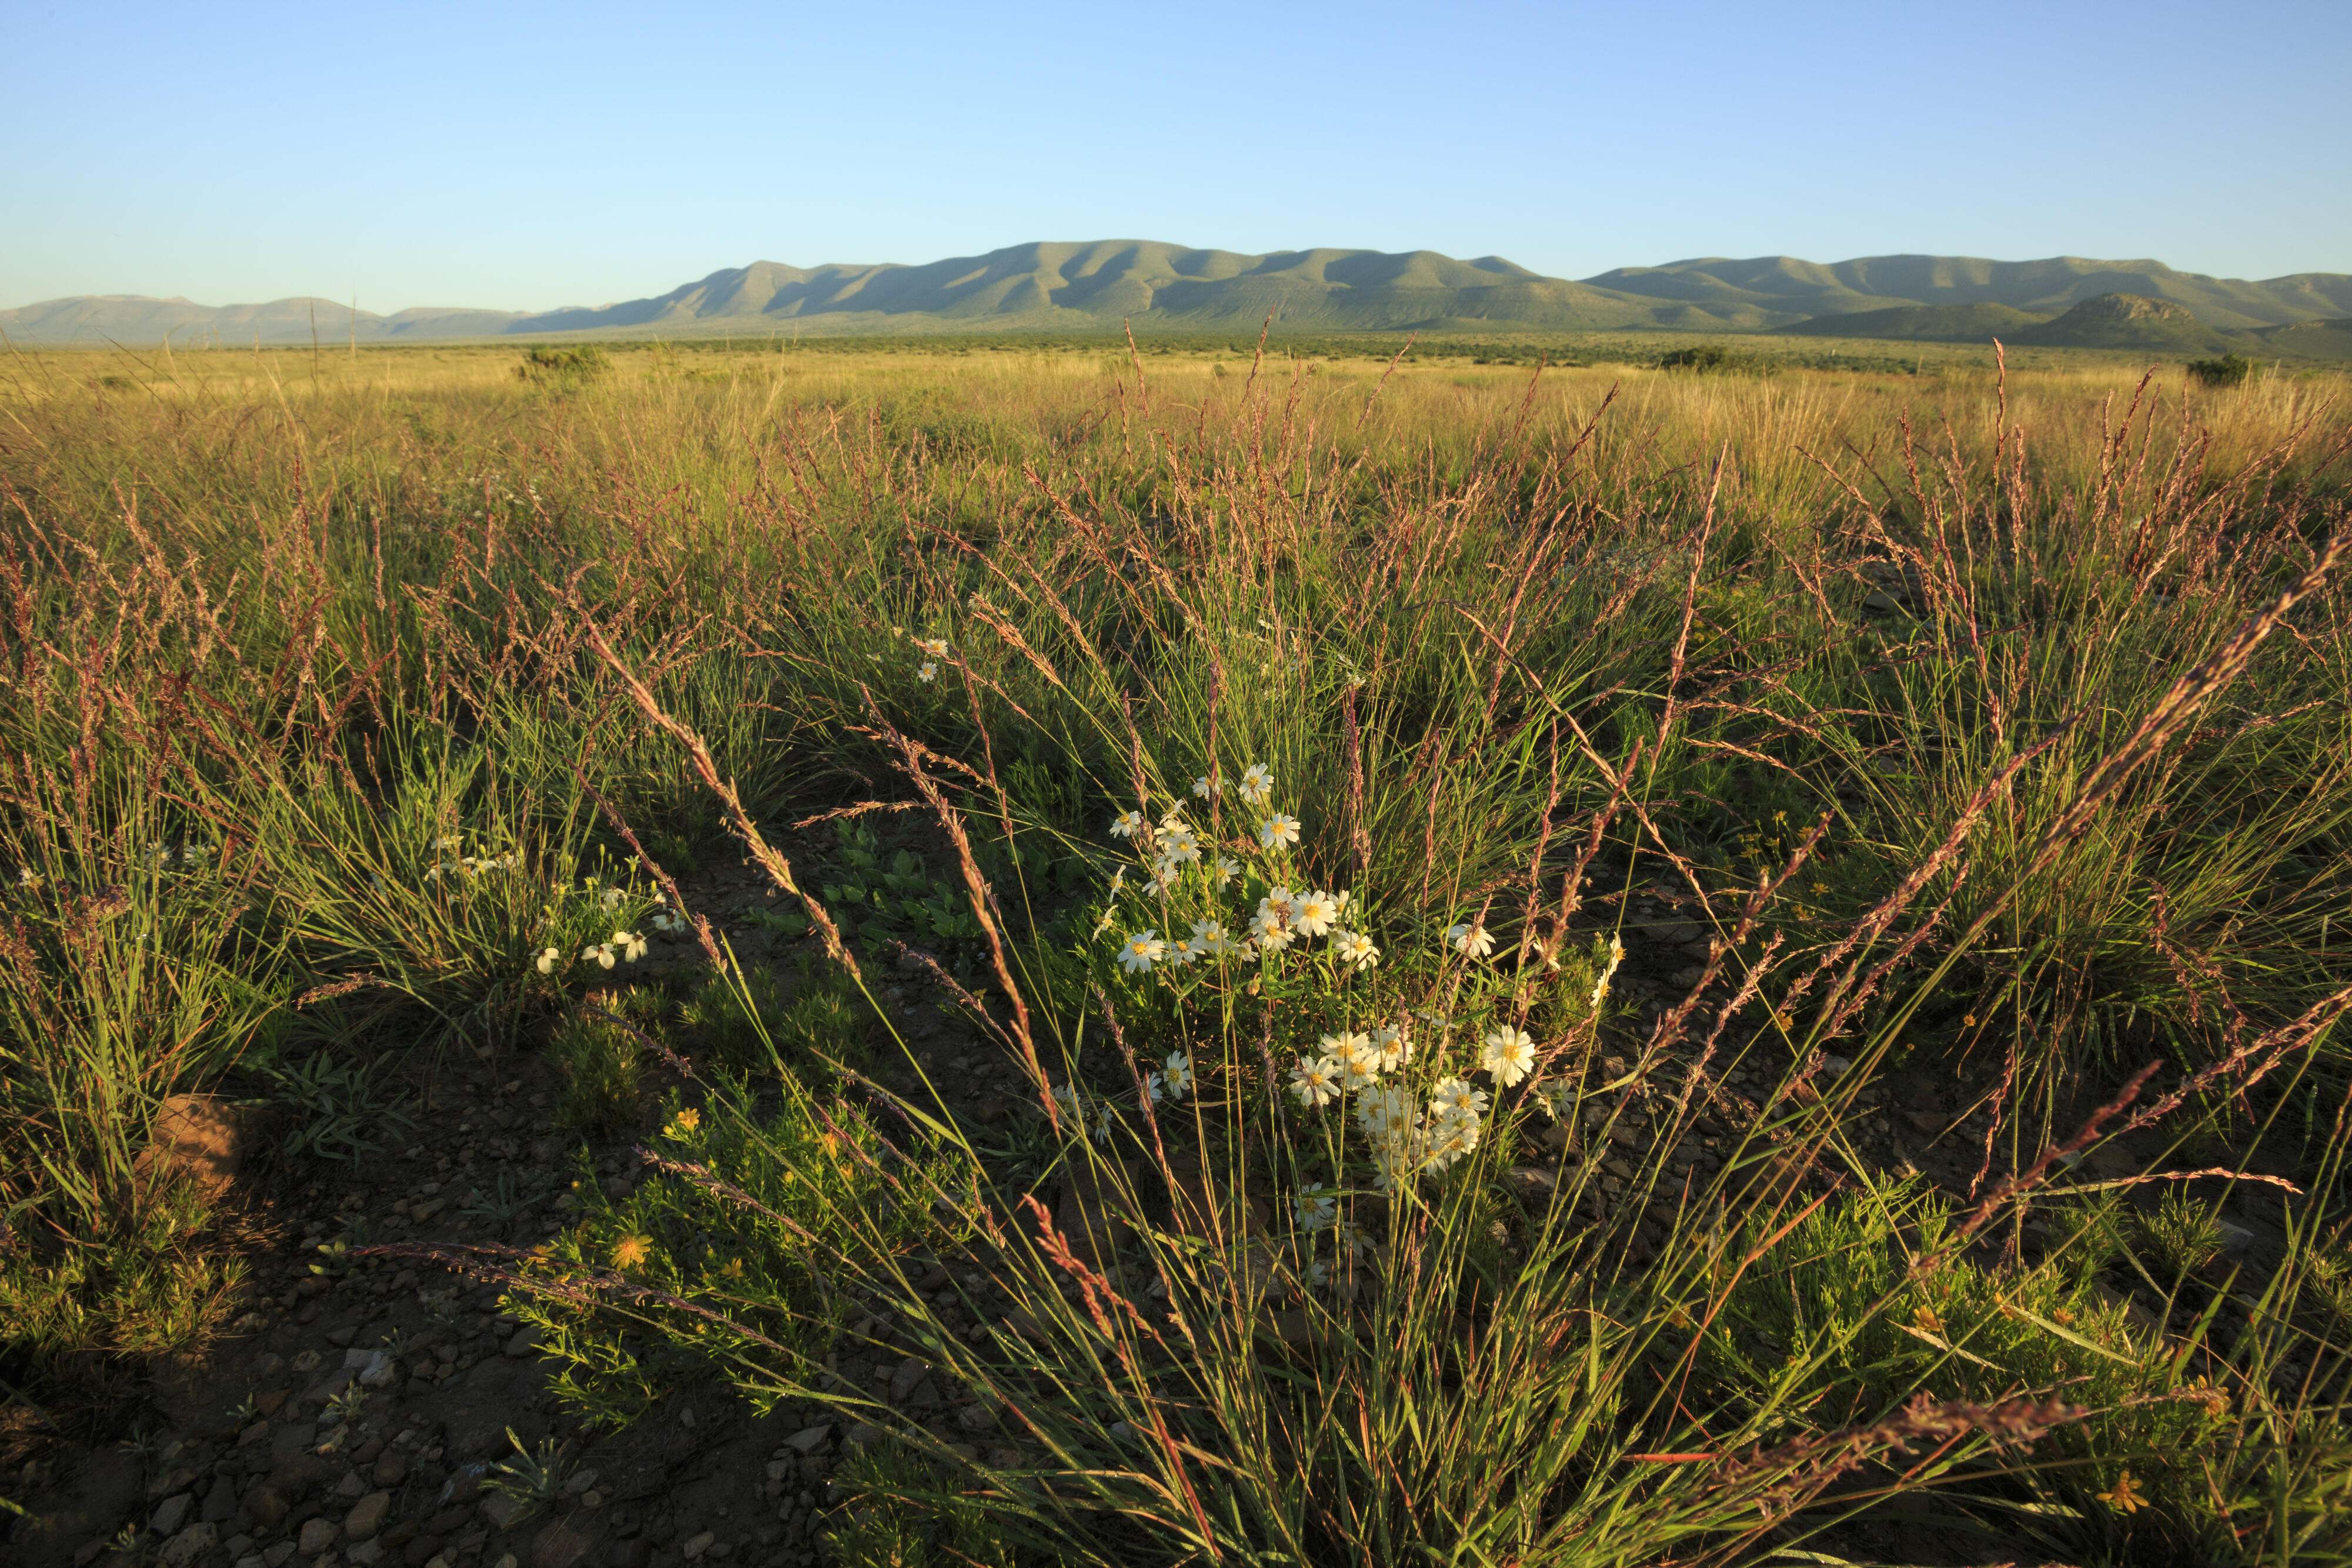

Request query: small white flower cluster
[
  {"left": 1289, "top": 1019, "right": 1541, "bottom": 1186},
  {"left": 539, "top": 927, "right": 649, "bottom": 974},
  {"left": 425, "top": 835, "right": 520, "bottom": 882},
  {"left": 1105, "top": 763, "right": 1385, "bottom": 979}
]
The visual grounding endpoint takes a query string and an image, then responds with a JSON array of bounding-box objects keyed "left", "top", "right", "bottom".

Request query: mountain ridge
[{"left": 6, "top": 240, "right": 2348, "bottom": 350}]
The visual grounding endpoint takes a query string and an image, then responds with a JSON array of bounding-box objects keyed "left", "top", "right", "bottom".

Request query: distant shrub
[
  {"left": 1657, "top": 343, "right": 1769, "bottom": 375},
  {"left": 516, "top": 345, "right": 610, "bottom": 385},
  {"left": 2187, "top": 352, "right": 2253, "bottom": 387}
]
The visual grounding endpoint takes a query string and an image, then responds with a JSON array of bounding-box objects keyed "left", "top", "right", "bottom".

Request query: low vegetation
[{"left": 2, "top": 340, "right": 2349, "bottom": 1565}]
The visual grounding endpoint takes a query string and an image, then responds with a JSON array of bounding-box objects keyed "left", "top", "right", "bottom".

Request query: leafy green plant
[
  {"left": 821, "top": 823, "right": 986, "bottom": 964},
  {"left": 503, "top": 1069, "right": 950, "bottom": 1430},
  {"left": 483, "top": 1427, "right": 575, "bottom": 1523},
  {"left": 262, "top": 1052, "right": 411, "bottom": 1164}
]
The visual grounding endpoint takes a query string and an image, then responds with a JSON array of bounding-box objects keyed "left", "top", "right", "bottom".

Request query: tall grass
[{"left": 2, "top": 340, "right": 2348, "bottom": 1560}]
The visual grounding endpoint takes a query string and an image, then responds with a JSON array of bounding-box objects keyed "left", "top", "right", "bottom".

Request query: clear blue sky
[{"left": 5, "top": 0, "right": 2347, "bottom": 312}]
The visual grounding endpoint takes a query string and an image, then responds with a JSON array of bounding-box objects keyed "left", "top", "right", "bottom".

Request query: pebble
[
  {"left": 300, "top": 1516, "right": 339, "bottom": 1554},
  {"left": 152, "top": 1492, "right": 195, "bottom": 1535},
  {"left": 681, "top": 1531, "right": 717, "bottom": 1561},
  {"left": 161, "top": 1523, "right": 219, "bottom": 1567},
  {"left": 348, "top": 1489, "right": 393, "bottom": 1539},
  {"left": 784, "top": 1425, "right": 831, "bottom": 1453}
]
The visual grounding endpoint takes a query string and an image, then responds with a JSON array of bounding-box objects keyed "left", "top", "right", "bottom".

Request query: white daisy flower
[
  {"left": 1448, "top": 922, "right": 1496, "bottom": 959},
  {"left": 1429, "top": 1077, "right": 1489, "bottom": 1120},
  {"left": 1481, "top": 1025, "right": 1536, "bottom": 1086},
  {"left": 1238, "top": 763, "right": 1274, "bottom": 804},
  {"left": 1110, "top": 810, "right": 1146, "bottom": 840},
  {"left": 1247, "top": 910, "right": 1295, "bottom": 950},
  {"left": 1190, "top": 918, "right": 1233, "bottom": 957},
  {"left": 1289, "top": 1055, "right": 1341, "bottom": 1108},
  {"left": 1191, "top": 775, "right": 1217, "bottom": 798},
  {"left": 1323, "top": 1031, "right": 1379, "bottom": 1090},
  {"left": 1294, "top": 1183, "right": 1338, "bottom": 1232},
  {"left": 1162, "top": 1052, "right": 1194, "bottom": 1098},
  {"left": 1425, "top": 1114, "right": 1483, "bottom": 1170},
  {"left": 916, "top": 636, "right": 949, "bottom": 657},
  {"left": 1369, "top": 1023, "right": 1410, "bottom": 1071},
  {"left": 1333, "top": 930, "right": 1381, "bottom": 969},
  {"left": 1292, "top": 890, "right": 1339, "bottom": 938},
  {"left": 1118, "top": 930, "right": 1167, "bottom": 974},
  {"left": 1212, "top": 855, "right": 1240, "bottom": 887},
  {"left": 1160, "top": 824, "right": 1202, "bottom": 864},
  {"left": 918, "top": 661, "right": 938, "bottom": 683},
  {"left": 1355, "top": 1085, "right": 1416, "bottom": 1140},
  {"left": 1259, "top": 813, "right": 1301, "bottom": 850}
]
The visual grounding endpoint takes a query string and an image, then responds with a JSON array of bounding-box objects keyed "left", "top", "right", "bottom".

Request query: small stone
[
  {"left": 373, "top": 1452, "right": 409, "bottom": 1487},
  {"left": 301, "top": 1516, "right": 339, "bottom": 1554},
  {"left": 143, "top": 1092, "right": 269, "bottom": 1198},
  {"left": 783, "top": 1425, "right": 831, "bottom": 1455},
  {"left": 348, "top": 1490, "right": 393, "bottom": 1540},
  {"left": 248, "top": 1483, "right": 292, "bottom": 1529},
  {"left": 348, "top": 1542, "right": 386, "bottom": 1566},
  {"left": 153, "top": 1492, "right": 196, "bottom": 1535},
  {"left": 241, "top": 1420, "right": 272, "bottom": 1447},
  {"left": 266, "top": 1543, "right": 298, "bottom": 1567},
  {"left": 503, "top": 1326, "right": 542, "bottom": 1359},
  {"left": 531, "top": 1518, "right": 596, "bottom": 1568},
  {"left": 480, "top": 1493, "right": 530, "bottom": 1532},
  {"left": 680, "top": 1532, "right": 716, "bottom": 1562},
  {"left": 327, "top": 1323, "right": 360, "bottom": 1347},
  {"left": 161, "top": 1523, "right": 220, "bottom": 1567},
  {"left": 338, "top": 1470, "right": 369, "bottom": 1500},
  {"left": 887, "top": 1358, "right": 930, "bottom": 1403}
]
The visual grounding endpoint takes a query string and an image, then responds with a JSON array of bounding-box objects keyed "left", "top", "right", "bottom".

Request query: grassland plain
[{"left": 0, "top": 338, "right": 2349, "bottom": 1568}]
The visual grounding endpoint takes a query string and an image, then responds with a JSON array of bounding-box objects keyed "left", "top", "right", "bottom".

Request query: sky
[{"left": 5, "top": 0, "right": 2349, "bottom": 313}]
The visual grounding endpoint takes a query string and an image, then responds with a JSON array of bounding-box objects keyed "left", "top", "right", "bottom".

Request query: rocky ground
[{"left": 4, "top": 857, "right": 2288, "bottom": 1568}]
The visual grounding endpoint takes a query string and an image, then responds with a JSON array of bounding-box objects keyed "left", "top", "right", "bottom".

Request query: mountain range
[{"left": 7, "top": 240, "right": 2350, "bottom": 353}]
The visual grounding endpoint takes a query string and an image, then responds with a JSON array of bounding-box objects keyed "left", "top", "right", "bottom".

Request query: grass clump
[{"left": 547, "top": 988, "right": 665, "bottom": 1132}]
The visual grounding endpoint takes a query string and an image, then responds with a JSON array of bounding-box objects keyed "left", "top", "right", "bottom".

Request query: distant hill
[
  {"left": 1588, "top": 255, "right": 2352, "bottom": 331},
  {"left": 1772, "top": 302, "right": 2054, "bottom": 343},
  {"left": 5, "top": 242, "right": 2347, "bottom": 347},
  {"left": 2007, "top": 293, "right": 2241, "bottom": 353},
  {"left": 2247, "top": 317, "right": 2352, "bottom": 359}
]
